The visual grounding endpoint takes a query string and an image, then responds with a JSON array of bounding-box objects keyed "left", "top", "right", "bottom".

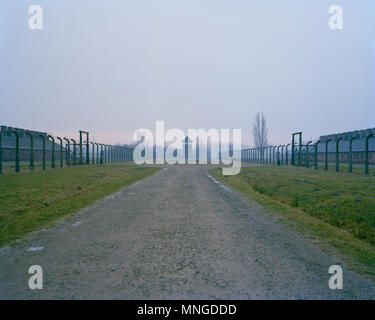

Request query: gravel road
[{"left": 0, "top": 165, "right": 374, "bottom": 299}]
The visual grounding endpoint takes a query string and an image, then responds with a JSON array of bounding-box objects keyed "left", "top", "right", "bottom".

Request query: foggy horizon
[{"left": 1, "top": 0, "right": 374, "bottom": 145}]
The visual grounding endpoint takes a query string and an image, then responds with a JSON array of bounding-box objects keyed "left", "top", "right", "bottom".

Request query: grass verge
[
  {"left": 0, "top": 164, "right": 159, "bottom": 246},
  {"left": 210, "top": 166, "right": 375, "bottom": 279}
]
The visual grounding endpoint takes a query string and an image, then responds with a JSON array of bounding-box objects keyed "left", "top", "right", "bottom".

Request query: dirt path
[{"left": 0, "top": 165, "right": 374, "bottom": 299}]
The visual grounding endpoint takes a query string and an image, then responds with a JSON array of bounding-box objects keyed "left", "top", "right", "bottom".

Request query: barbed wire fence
[
  {"left": 0, "top": 126, "right": 134, "bottom": 174},
  {"left": 241, "top": 130, "right": 375, "bottom": 175}
]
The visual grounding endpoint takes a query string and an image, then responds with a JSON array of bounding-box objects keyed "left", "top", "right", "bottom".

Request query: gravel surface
[{"left": 0, "top": 165, "right": 374, "bottom": 299}]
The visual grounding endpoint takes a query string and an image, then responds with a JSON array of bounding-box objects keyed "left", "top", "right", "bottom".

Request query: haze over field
[{"left": 0, "top": 0, "right": 374, "bottom": 145}]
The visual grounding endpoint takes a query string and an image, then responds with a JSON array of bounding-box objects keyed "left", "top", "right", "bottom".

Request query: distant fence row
[
  {"left": 241, "top": 130, "right": 375, "bottom": 175},
  {"left": 0, "top": 126, "right": 134, "bottom": 174}
]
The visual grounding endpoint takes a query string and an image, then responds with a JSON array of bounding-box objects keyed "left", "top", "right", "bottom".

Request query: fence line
[
  {"left": 241, "top": 131, "right": 375, "bottom": 175},
  {"left": 0, "top": 128, "right": 134, "bottom": 174}
]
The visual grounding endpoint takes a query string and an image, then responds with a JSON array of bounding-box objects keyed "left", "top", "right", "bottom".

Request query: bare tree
[{"left": 252, "top": 112, "right": 268, "bottom": 148}]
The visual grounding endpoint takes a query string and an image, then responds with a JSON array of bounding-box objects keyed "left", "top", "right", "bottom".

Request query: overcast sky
[{"left": 0, "top": 0, "right": 374, "bottom": 145}]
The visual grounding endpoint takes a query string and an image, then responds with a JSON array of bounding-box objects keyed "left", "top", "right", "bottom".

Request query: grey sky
[{"left": 1, "top": 0, "right": 374, "bottom": 145}]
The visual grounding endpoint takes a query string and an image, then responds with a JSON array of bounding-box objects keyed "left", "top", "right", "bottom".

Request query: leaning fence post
[
  {"left": 48, "top": 135, "right": 55, "bottom": 169},
  {"left": 11, "top": 130, "right": 20, "bottom": 173},
  {"left": 335, "top": 137, "right": 343, "bottom": 172},
  {"left": 39, "top": 134, "right": 46, "bottom": 170},
  {"left": 281, "top": 145, "right": 285, "bottom": 165},
  {"left": 56, "top": 137, "right": 63, "bottom": 168},
  {"left": 325, "top": 139, "right": 332, "bottom": 171},
  {"left": 63, "top": 138, "right": 70, "bottom": 167},
  {"left": 365, "top": 134, "right": 374, "bottom": 175},
  {"left": 349, "top": 136, "right": 358, "bottom": 173},
  {"left": 25, "top": 132, "right": 34, "bottom": 170}
]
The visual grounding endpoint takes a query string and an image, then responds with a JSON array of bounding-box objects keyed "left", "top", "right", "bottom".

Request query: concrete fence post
[
  {"left": 100, "top": 144, "right": 104, "bottom": 164},
  {"left": 39, "top": 134, "right": 46, "bottom": 170},
  {"left": 48, "top": 135, "right": 55, "bottom": 169},
  {"left": 25, "top": 132, "right": 34, "bottom": 170},
  {"left": 63, "top": 138, "right": 70, "bottom": 167},
  {"left": 79, "top": 132, "right": 83, "bottom": 165},
  {"left": 57, "top": 137, "right": 63, "bottom": 168},
  {"left": 273, "top": 146, "right": 277, "bottom": 165},
  {"left": 0, "top": 132, "right": 2, "bottom": 174},
  {"left": 325, "top": 139, "right": 332, "bottom": 171},
  {"left": 285, "top": 144, "right": 290, "bottom": 165},
  {"left": 258, "top": 148, "right": 261, "bottom": 164},
  {"left": 298, "top": 134, "right": 302, "bottom": 166},
  {"left": 95, "top": 143, "right": 99, "bottom": 164},
  {"left": 71, "top": 139, "right": 77, "bottom": 166},
  {"left": 270, "top": 147, "right": 273, "bottom": 165},
  {"left": 305, "top": 141, "right": 312, "bottom": 168},
  {"left": 86, "top": 133, "right": 90, "bottom": 165},
  {"left": 335, "top": 137, "right": 343, "bottom": 172},
  {"left": 107, "top": 145, "right": 110, "bottom": 163},
  {"left": 365, "top": 134, "right": 374, "bottom": 175},
  {"left": 11, "top": 130, "right": 20, "bottom": 173},
  {"left": 90, "top": 142, "right": 95, "bottom": 164},
  {"left": 314, "top": 141, "right": 320, "bottom": 170},
  {"left": 349, "top": 136, "right": 359, "bottom": 173}
]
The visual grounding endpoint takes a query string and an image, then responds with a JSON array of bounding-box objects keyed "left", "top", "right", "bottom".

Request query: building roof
[
  {"left": 316, "top": 127, "right": 375, "bottom": 152},
  {"left": 1, "top": 125, "right": 63, "bottom": 150}
]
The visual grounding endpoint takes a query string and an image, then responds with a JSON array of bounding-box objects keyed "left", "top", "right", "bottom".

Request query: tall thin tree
[{"left": 252, "top": 112, "right": 268, "bottom": 161}]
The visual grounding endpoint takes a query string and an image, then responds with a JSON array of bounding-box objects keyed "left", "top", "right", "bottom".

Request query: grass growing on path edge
[
  {"left": 210, "top": 167, "right": 375, "bottom": 279},
  {"left": 0, "top": 164, "right": 160, "bottom": 246}
]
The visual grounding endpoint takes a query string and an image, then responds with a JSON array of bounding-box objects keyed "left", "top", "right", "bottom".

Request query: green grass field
[
  {"left": 0, "top": 164, "right": 159, "bottom": 246},
  {"left": 210, "top": 165, "right": 375, "bottom": 277}
]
